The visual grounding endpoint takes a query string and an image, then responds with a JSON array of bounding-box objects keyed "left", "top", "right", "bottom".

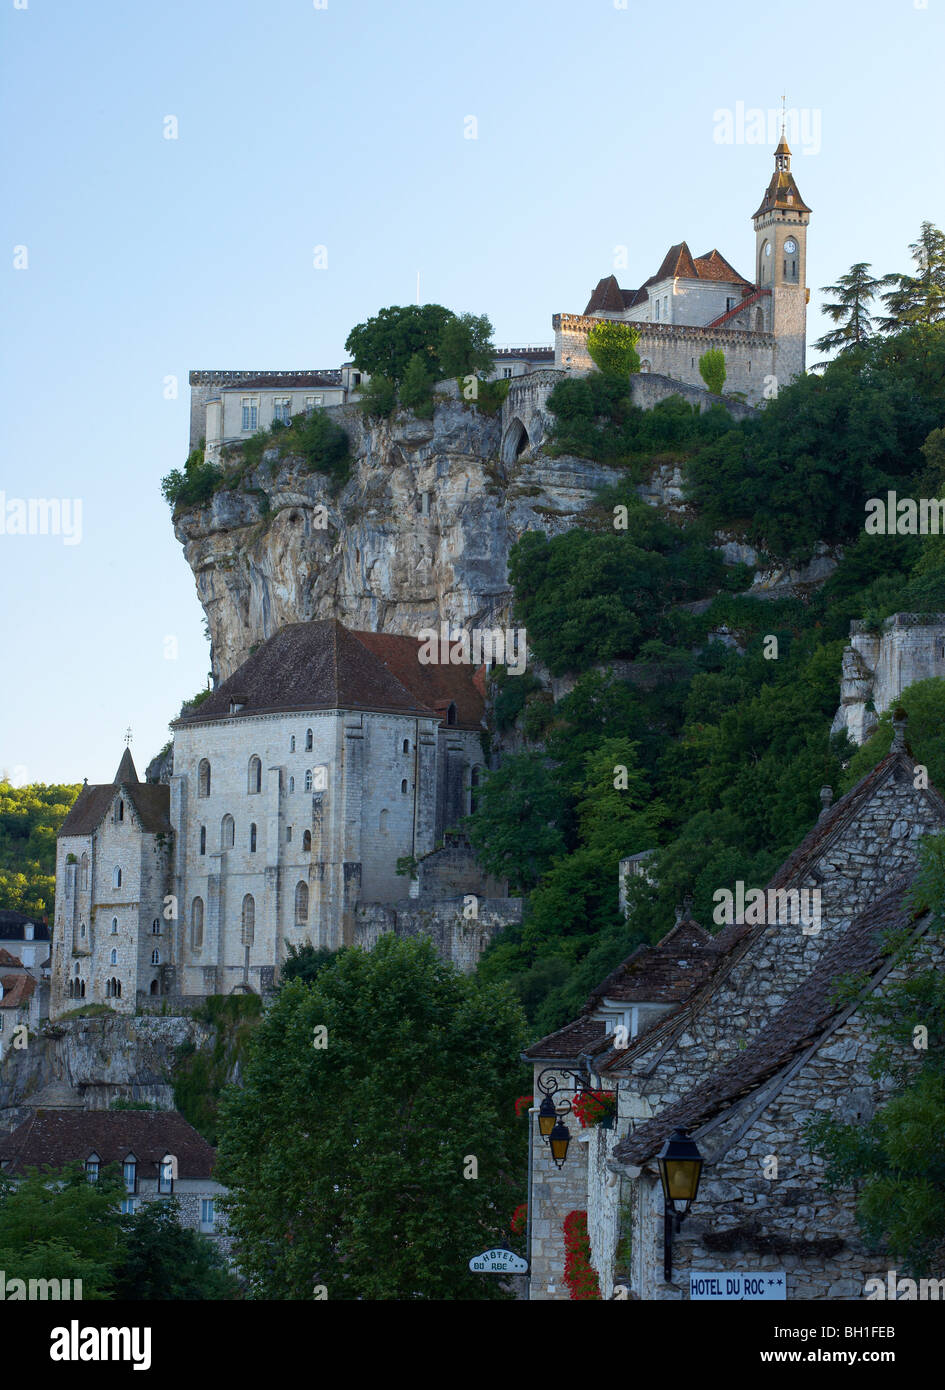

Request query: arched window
[
  {"left": 151, "top": 948, "right": 160, "bottom": 966},
  {"left": 290, "top": 735, "right": 296, "bottom": 753},
  {"left": 111, "top": 917, "right": 118, "bottom": 935},
  {"left": 113, "top": 866, "right": 122, "bottom": 888},
  {"left": 198, "top": 759, "right": 211, "bottom": 798},
  {"left": 250, "top": 822, "right": 257, "bottom": 853},
  {"left": 191, "top": 897, "right": 204, "bottom": 951},
  {"left": 305, "top": 728, "right": 313, "bottom": 751},
  {"left": 295, "top": 881, "right": 309, "bottom": 924},
  {"left": 401, "top": 779, "right": 408, "bottom": 794},
  {"left": 74, "top": 962, "right": 80, "bottom": 976},
  {"left": 302, "top": 829, "right": 312, "bottom": 851},
  {"left": 79, "top": 979, "right": 86, "bottom": 998},
  {"left": 150, "top": 979, "right": 159, "bottom": 996},
  {"left": 117, "top": 799, "right": 124, "bottom": 822},
  {"left": 79, "top": 921, "right": 86, "bottom": 939},
  {"left": 248, "top": 756, "right": 262, "bottom": 794},
  {"left": 105, "top": 977, "right": 122, "bottom": 998},
  {"left": 379, "top": 809, "right": 389, "bottom": 832},
  {"left": 199, "top": 825, "right": 206, "bottom": 855},
  {"left": 241, "top": 895, "right": 255, "bottom": 947},
  {"left": 110, "top": 949, "right": 118, "bottom": 966},
  {"left": 289, "top": 776, "right": 295, "bottom": 794},
  {"left": 402, "top": 738, "right": 410, "bottom": 754},
  {"left": 446, "top": 702, "right": 457, "bottom": 726},
  {"left": 221, "top": 815, "right": 235, "bottom": 849},
  {"left": 304, "top": 769, "right": 313, "bottom": 792},
  {"left": 80, "top": 853, "right": 89, "bottom": 890},
  {"left": 152, "top": 918, "right": 160, "bottom": 934}
]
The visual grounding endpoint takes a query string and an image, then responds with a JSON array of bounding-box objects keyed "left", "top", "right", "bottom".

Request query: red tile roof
[{"left": 0, "top": 974, "right": 36, "bottom": 1008}]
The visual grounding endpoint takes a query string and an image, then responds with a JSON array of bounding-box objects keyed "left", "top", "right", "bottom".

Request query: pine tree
[
  {"left": 879, "top": 222, "right": 945, "bottom": 330},
  {"left": 813, "top": 262, "right": 882, "bottom": 355}
]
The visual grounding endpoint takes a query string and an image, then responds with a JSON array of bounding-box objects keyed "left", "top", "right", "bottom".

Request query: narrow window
[
  {"left": 401, "top": 779, "right": 408, "bottom": 794},
  {"left": 86, "top": 1155, "right": 100, "bottom": 1184},
  {"left": 446, "top": 702, "right": 457, "bottom": 726},
  {"left": 295, "top": 880, "right": 309, "bottom": 924},
  {"left": 221, "top": 814, "right": 235, "bottom": 849},
  {"left": 241, "top": 398, "right": 258, "bottom": 432},
  {"left": 151, "top": 948, "right": 160, "bottom": 966},
  {"left": 402, "top": 738, "right": 410, "bottom": 754},
  {"left": 123, "top": 1158, "right": 137, "bottom": 1193},
  {"left": 111, "top": 917, "right": 118, "bottom": 935},
  {"left": 110, "top": 948, "right": 118, "bottom": 965},
  {"left": 191, "top": 897, "right": 204, "bottom": 951},
  {"left": 286, "top": 826, "right": 293, "bottom": 843},
  {"left": 113, "top": 866, "right": 122, "bottom": 888},
  {"left": 80, "top": 853, "right": 89, "bottom": 890},
  {"left": 305, "top": 769, "right": 313, "bottom": 792},
  {"left": 290, "top": 735, "right": 296, "bottom": 752},
  {"left": 306, "top": 728, "right": 313, "bottom": 751},
  {"left": 289, "top": 776, "right": 295, "bottom": 794},
  {"left": 241, "top": 895, "right": 255, "bottom": 947},
  {"left": 79, "top": 922, "right": 86, "bottom": 939},
  {"left": 302, "top": 829, "right": 312, "bottom": 851},
  {"left": 250, "top": 822, "right": 257, "bottom": 852},
  {"left": 152, "top": 918, "right": 160, "bottom": 934},
  {"left": 200, "top": 825, "right": 206, "bottom": 855},
  {"left": 248, "top": 756, "right": 262, "bottom": 794},
  {"left": 198, "top": 760, "right": 211, "bottom": 797},
  {"left": 201, "top": 1198, "right": 216, "bottom": 1227},
  {"left": 118, "top": 800, "right": 124, "bottom": 822}
]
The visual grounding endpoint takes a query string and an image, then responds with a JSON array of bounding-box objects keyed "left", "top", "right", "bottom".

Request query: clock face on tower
[{"left": 784, "top": 238, "right": 797, "bottom": 253}]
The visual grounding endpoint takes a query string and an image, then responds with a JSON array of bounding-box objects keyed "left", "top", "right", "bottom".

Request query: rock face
[
  {"left": 0, "top": 1015, "right": 212, "bottom": 1131},
  {"left": 174, "top": 397, "right": 624, "bottom": 682}
]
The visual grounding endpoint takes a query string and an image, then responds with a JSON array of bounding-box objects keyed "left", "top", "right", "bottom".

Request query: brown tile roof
[
  {"left": 0, "top": 1109, "right": 216, "bottom": 1178},
  {"left": 524, "top": 1014, "right": 613, "bottom": 1061},
  {"left": 752, "top": 165, "right": 811, "bottom": 218},
  {"left": 584, "top": 245, "right": 751, "bottom": 318},
  {"left": 614, "top": 878, "right": 919, "bottom": 1166},
  {"left": 584, "top": 917, "right": 722, "bottom": 1010},
  {"left": 58, "top": 779, "right": 171, "bottom": 838},
  {"left": 0, "top": 911, "right": 50, "bottom": 940},
  {"left": 584, "top": 276, "right": 631, "bottom": 315},
  {"left": 0, "top": 974, "right": 36, "bottom": 1008},
  {"left": 177, "top": 620, "right": 485, "bottom": 730},
  {"left": 0, "top": 948, "right": 23, "bottom": 968}
]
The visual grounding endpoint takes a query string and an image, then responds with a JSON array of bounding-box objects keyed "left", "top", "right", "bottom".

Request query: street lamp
[
  {"left": 538, "top": 1094, "right": 558, "bottom": 1139},
  {"left": 548, "top": 1118, "right": 571, "bottom": 1168},
  {"left": 656, "top": 1128, "right": 703, "bottom": 1282}
]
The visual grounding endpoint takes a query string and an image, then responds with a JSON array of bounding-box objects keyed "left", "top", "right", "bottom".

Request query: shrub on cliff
[
  {"left": 160, "top": 441, "right": 220, "bottom": 509},
  {"left": 345, "top": 303, "right": 494, "bottom": 385},
  {"left": 545, "top": 374, "right": 734, "bottom": 468}
]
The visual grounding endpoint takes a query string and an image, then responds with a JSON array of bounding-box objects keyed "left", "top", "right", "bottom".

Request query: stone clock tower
[{"left": 753, "top": 135, "right": 811, "bottom": 387}]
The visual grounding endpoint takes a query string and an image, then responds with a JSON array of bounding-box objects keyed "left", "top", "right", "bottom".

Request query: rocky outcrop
[
  {"left": 173, "top": 398, "right": 625, "bottom": 682},
  {"left": 0, "top": 1014, "right": 212, "bottom": 1131}
]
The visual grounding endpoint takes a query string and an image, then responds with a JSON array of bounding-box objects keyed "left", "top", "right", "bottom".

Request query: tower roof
[
  {"left": 753, "top": 140, "right": 811, "bottom": 218},
  {"left": 114, "top": 748, "right": 138, "bottom": 785}
]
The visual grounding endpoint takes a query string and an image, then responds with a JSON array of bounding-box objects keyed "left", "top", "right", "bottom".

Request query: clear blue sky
[{"left": 2, "top": 0, "right": 943, "bottom": 786}]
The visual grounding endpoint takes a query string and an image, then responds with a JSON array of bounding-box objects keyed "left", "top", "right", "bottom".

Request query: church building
[{"left": 51, "top": 619, "right": 494, "bottom": 1015}]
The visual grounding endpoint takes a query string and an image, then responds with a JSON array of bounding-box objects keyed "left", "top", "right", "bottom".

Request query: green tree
[
  {"left": 358, "top": 373, "right": 397, "bottom": 419},
  {"left": 0, "top": 1164, "right": 125, "bottom": 1299},
  {"left": 398, "top": 352, "right": 435, "bottom": 413},
  {"left": 281, "top": 942, "right": 343, "bottom": 987},
  {"left": 586, "top": 321, "right": 641, "bottom": 378},
  {"left": 0, "top": 780, "right": 81, "bottom": 916},
  {"left": 465, "top": 753, "right": 567, "bottom": 892},
  {"left": 698, "top": 348, "right": 726, "bottom": 395},
  {"left": 813, "top": 262, "right": 883, "bottom": 356},
  {"left": 344, "top": 304, "right": 459, "bottom": 385},
  {"left": 438, "top": 312, "right": 495, "bottom": 378},
  {"left": 880, "top": 223, "right": 945, "bottom": 329},
  {"left": 215, "top": 936, "right": 528, "bottom": 1300},
  {"left": 112, "top": 1199, "right": 240, "bottom": 1300}
]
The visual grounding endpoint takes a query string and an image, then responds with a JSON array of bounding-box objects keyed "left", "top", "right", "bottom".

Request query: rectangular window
[
  {"left": 86, "top": 1160, "right": 99, "bottom": 1183},
  {"left": 158, "top": 1161, "right": 174, "bottom": 1195},
  {"left": 120, "top": 1198, "right": 139, "bottom": 1215},
  {"left": 502, "top": 367, "right": 513, "bottom": 379},
  {"left": 304, "top": 396, "right": 315, "bottom": 414},
  {"left": 273, "top": 397, "right": 291, "bottom": 424},
  {"left": 654, "top": 300, "right": 659, "bottom": 320},
  {"left": 241, "top": 399, "right": 258, "bottom": 431},
  {"left": 123, "top": 1161, "right": 137, "bottom": 1193},
  {"left": 201, "top": 1198, "right": 216, "bottom": 1227},
  {"left": 726, "top": 297, "right": 735, "bottom": 312}
]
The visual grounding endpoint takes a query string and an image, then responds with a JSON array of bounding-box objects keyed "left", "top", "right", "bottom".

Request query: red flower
[
  {"left": 514, "top": 1094, "right": 534, "bottom": 1118},
  {"left": 510, "top": 1202, "right": 528, "bottom": 1235},
  {"left": 562, "top": 1210, "right": 601, "bottom": 1300}
]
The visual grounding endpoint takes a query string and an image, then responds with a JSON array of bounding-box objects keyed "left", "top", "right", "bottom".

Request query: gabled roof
[
  {"left": 58, "top": 752, "right": 171, "bottom": 838},
  {"left": 0, "top": 948, "right": 23, "bottom": 968},
  {"left": 583, "top": 245, "right": 751, "bottom": 317},
  {"left": 585, "top": 916, "right": 722, "bottom": 1010},
  {"left": 524, "top": 1014, "right": 613, "bottom": 1062},
  {"left": 614, "top": 878, "right": 919, "bottom": 1166},
  {"left": 0, "top": 974, "right": 36, "bottom": 1009},
  {"left": 0, "top": 1110, "right": 216, "bottom": 1178},
  {"left": 176, "top": 619, "right": 485, "bottom": 730}
]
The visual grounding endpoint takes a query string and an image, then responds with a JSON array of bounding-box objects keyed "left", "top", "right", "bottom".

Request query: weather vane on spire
[{"left": 124, "top": 725, "right": 133, "bottom": 747}]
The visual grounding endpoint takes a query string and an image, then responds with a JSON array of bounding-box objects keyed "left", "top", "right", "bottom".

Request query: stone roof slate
[
  {"left": 0, "top": 1109, "right": 216, "bottom": 1178},
  {"left": 613, "top": 877, "right": 919, "bottom": 1166}
]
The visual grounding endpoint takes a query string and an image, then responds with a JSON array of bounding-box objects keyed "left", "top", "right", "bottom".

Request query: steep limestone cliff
[{"left": 174, "top": 398, "right": 624, "bottom": 682}]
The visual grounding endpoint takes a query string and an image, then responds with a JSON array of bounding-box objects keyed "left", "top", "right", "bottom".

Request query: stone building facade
[
  {"left": 832, "top": 612, "right": 945, "bottom": 745},
  {"left": 525, "top": 713, "right": 945, "bottom": 1300},
  {"left": 52, "top": 619, "right": 516, "bottom": 1016}
]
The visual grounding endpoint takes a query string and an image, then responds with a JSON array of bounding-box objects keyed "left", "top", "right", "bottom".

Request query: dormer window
[
  {"left": 123, "top": 1156, "right": 137, "bottom": 1193},
  {"left": 85, "top": 1153, "right": 100, "bottom": 1183},
  {"left": 446, "top": 702, "right": 457, "bottom": 726},
  {"left": 229, "top": 698, "right": 245, "bottom": 715},
  {"left": 158, "top": 1155, "right": 175, "bottom": 1195}
]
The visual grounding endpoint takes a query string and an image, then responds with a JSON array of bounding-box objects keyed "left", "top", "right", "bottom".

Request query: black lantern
[
  {"left": 538, "top": 1094, "right": 558, "bottom": 1140},
  {"left": 656, "top": 1128, "right": 703, "bottom": 1282},
  {"left": 548, "top": 1118, "right": 571, "bottom": 1168}
]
